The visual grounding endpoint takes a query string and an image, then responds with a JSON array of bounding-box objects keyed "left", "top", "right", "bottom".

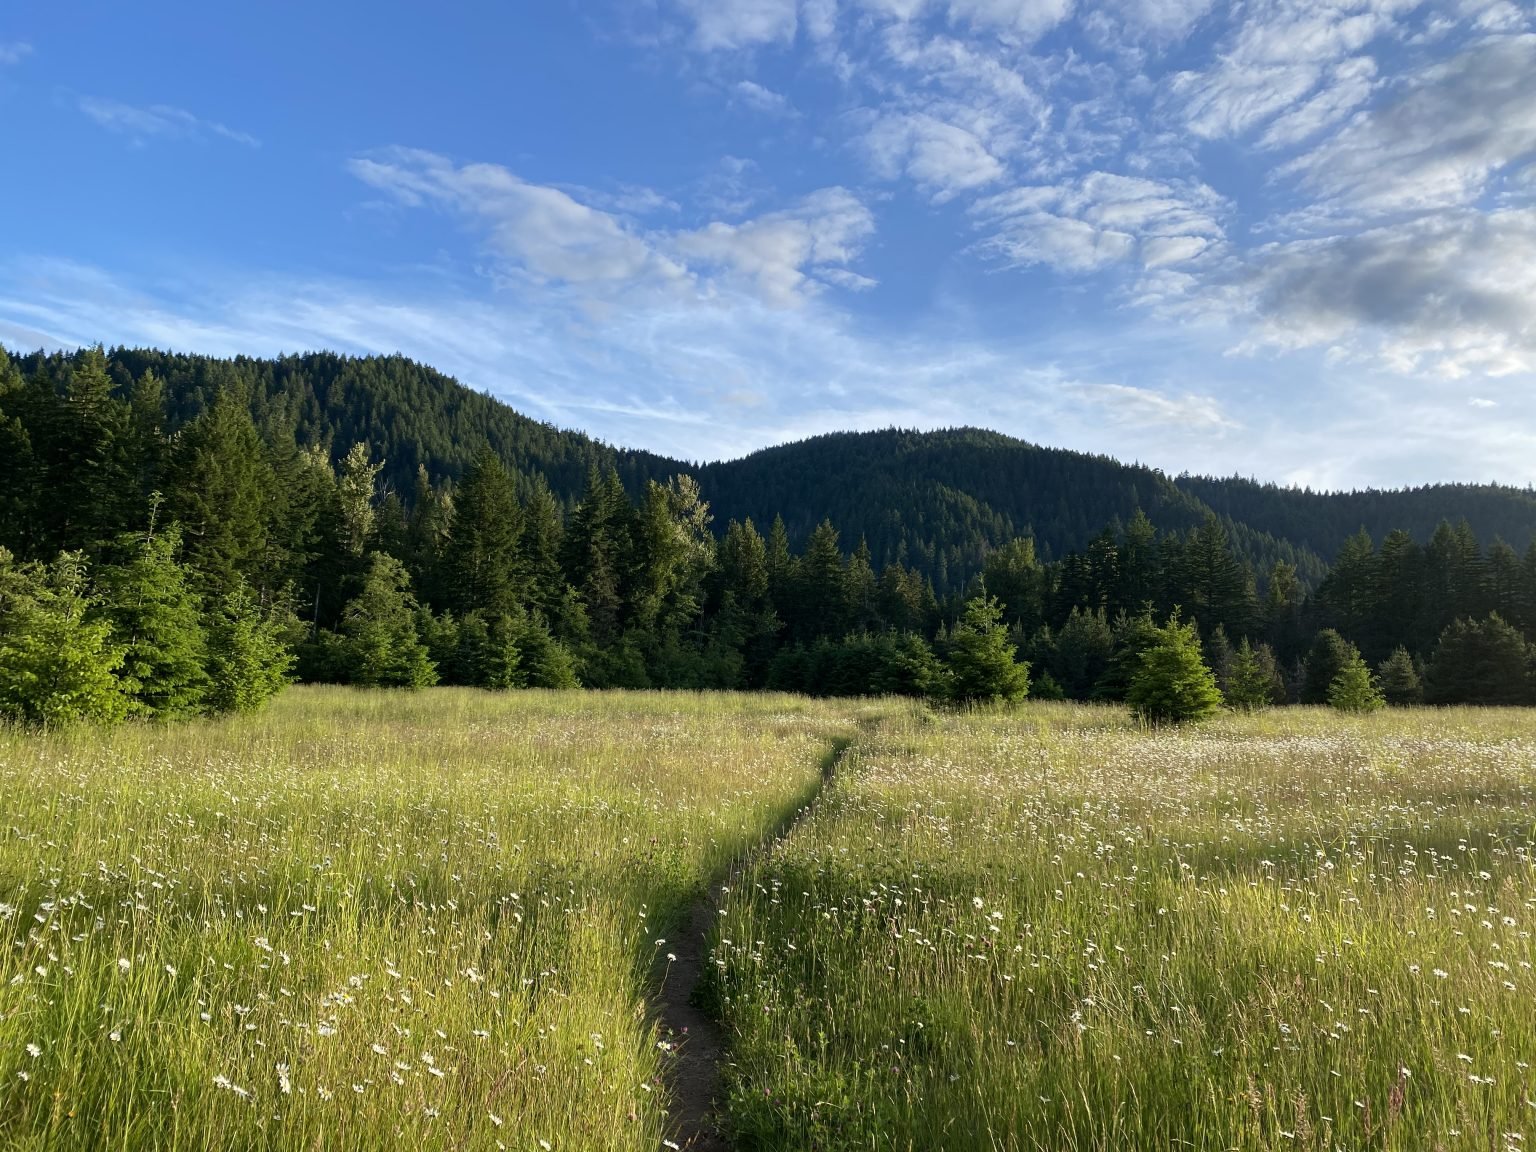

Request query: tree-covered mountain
[
  {"left": 9, "top": 346, "right": 1536, "bottom": 595},
  {"left": 7, "top": 343, "right": 1536, "bottom": 715}
]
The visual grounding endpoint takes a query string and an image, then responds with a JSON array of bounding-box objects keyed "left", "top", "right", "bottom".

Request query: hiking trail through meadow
[{"left": 653, "top": 735, "right": 854, "bottom": 1151}]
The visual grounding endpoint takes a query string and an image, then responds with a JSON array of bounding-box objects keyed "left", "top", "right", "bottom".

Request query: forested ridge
[{"left": 5, "top": 342, "right": 1536, "bottom": 721}]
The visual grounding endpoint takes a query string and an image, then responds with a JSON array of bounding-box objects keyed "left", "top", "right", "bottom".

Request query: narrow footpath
[{"left": 653, "top": 736, "right": 854, "bottom": 1152}]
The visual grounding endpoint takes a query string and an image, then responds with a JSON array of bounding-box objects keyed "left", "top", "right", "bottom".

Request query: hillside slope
[{"left": 12, "top": 346, "right": 1536, "bottom": 591}]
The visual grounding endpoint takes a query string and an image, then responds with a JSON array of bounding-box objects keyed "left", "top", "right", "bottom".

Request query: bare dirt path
[{"left": 654, "top": 736, "right": 853, "bottom": 1152}]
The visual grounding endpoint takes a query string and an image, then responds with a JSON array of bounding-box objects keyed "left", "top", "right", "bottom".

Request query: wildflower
[
  {"left": 488, "top": 1112, "right": 503, "bottom": 1126},
  {"left": 117, "top": 958, "right": 131, "bottom": 972},
  {"left": 277, "top": 1064, "right": 292, "bottom": 1094},
  {"left": 972, "top": 897, "right": 984, "bottom": 910}
]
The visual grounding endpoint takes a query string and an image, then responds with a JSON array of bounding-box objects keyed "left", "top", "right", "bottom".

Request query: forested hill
[
  {"left": 10, "top": 346, "right": 1536, "bottom": 593},
  {"left": 1175, "top": 475, "right": 1536, "bottom": 565},
  {"left": 689, "top": 427, "right": 1308, "bottom": 585},
  {"left": 8, "top": 347, "right": 677, "bottom": 505}
]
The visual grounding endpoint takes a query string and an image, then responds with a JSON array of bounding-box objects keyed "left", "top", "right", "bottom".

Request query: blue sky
[{"left": 1, "top": 0, "right": 1534, "bottom": 488}]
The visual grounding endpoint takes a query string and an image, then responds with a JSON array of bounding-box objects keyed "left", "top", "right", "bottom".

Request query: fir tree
[
  {"left": 166, "top": 389, "right": 275, "bottom": 599},
  {"left": 1377, "top": 647, "right": 1423, "bottom": 706},
  {"left": 944, "top": 593, "right": 1030, "bottom": 703},
  {"left": 330, "top": 554, "right": 438, "bottom": 689},
  {"left": 0, "top": 550, "right": 128, "bottom": 727},
  {"left": 1424, "top": 614, "right": 1533, "bottom": 706},
  {"left": 1225, "top": 638, "right": 1279, "bottom": 711},
  {"left": 205, "top": 582, "right": 295, "bottom": 714},
  {"left": 1328, "top": 652, "right": 1384, "bottom": 712},
  {"left": 1127, "top": 612, "right": 1223, "bottom": 725},
  {"left": 446, "top": 451, "right": 524, "bottom": 619},
  {"left": 97, "top": 516, "right": 209, "bottom": 718},
  {"left": 1302, "top": 629, "right": 1357, "bottom": 705}
]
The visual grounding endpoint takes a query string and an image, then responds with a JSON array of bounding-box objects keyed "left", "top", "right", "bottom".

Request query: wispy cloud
[
  {"left": 77, "top": 96, "right": 260, "bottom": 148},
  {"left": 0, "top": 41, "right": 31, "bottom": 65},
  {"left": 6, "top": 256, "right": 1535, "bottom": 487},
  {"left": 348, "top": 147, "right": 874, "bottom": 308}
]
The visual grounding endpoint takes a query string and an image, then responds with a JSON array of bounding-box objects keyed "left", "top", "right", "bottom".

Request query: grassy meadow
[
  {"left": 0, "top": 688, "right": 866, "bottom": 1150},
  {"left": 712, "top": 704, "right": 1536, "bottom": 1150},
  {"left": 5, "top": 691, "right": 1536, "bottom": 1151}
]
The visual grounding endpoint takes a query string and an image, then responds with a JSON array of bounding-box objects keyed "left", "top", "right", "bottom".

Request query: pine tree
[
  {"left": 1328, "top": 652, "right": 1384, "bottom": 713},
  {"left": 0, "top": 550, "right": 129, "bottom": 727},
  {"left": 1377, "top": 646, "right": 1423, "bottom": 706},
  {"left": 944, "top": 593, "right": 1030, "bottom": 703},
  {"left": 97, "top": 517, "right": 210, "bottom": 718}
]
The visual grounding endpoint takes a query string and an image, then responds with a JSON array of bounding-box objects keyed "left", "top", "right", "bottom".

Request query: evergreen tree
[
  {"left": 97, "top": 518, "right": 209, "bottom": 718},
  {"left": 205, "top": 582, "right": 295, "bottom": 714},
  {"left": 1377, "top": 646, "right": 1423, "bottom": 706},
  {"left": 1226, "top": 638, "right": 1280, "bottom": 711},
  {"left": 983, "top": 536, "right": 1047, "bottom": 632},
  {"left": 1126, "top": 613, "right": 1223, "bottom": 725},
  {"left": 1302, "top": 629, "right": 1357, "bottom": 705},
  {"left": 446, "top": 451, "right": 524, "bottom": 619},
  {"left": 1093, "top": 611, "right": 1162, "bottom": 702},
  {"left": 336, "top": 441, "right": 384, "bottom": 557},
  {"left": 329, "top": 554, "right": 438, "bottom": 689},
  {"left": 1113, "top": 509, "right": 1159, "bottom": 617},
  {"left": 0, "top": 550, "right": 128, "bottom": 727},
  {"left": 795, "top": 520, "right": 848, "bottom": 642},
  {"left": 563, "top": 468, "right": 632, "bottom": 647},
  {"left": 1204, "top": 623, "right": 1238, "bottom": 695},
  {"left": 166, "top": 389, "right": 276, "bottom": 599},
  {"left": 519, "top": 475, "right": 568, "bottom": 630},
  {"left": 1424, "top": 614, "right": 1534, "bottom": 706},
  {"left": 944, "top": 593, "right": 1030, "bottom": 703},
  {"left": 1052, "top": 606, "right": 1113, "bottom": 698},
  {"left": 1328, "top": 652, "right": 1384, "bottom": 713}
]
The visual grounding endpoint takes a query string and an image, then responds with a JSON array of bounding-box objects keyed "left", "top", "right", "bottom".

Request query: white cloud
[
  {"left": 861, "top": 111, "right": 1008, "bottom": 201},
  {"left": 351, "top": 149, "right": 688, "bottom": 291},
  {"left": 1256, "top": 55, "right": 1377, "bottom": 149},
  {"left": 673, "top": 0, "right": 799, "bottom": 49},
  {"left": 1170, "top": 0, "right": 1403, "bottom": 140},
  {"left": 1281, "top": 34, "right": 1536, "bottom": 217},
  {"left": 1068, "top": 382, "right": 1238, "bottom": 429},
  {"left": 974, "top": 172, "right": 1227, "bottom": 271},
  {"left": 1224, "top": 208, "right": 1536, "bottom": 378},
  {"left": 0, "top": 41, "right": 31, "bottom": 65},
  {"left": 77, "top": 96, "right": 259, "bottom": 147},
  {"left": 350, "top": 148, "right": 873, "bottom": 308},
  {"left": 733, "top": 79, "right": 794, "bottom": 115},
  {"left": 947, "top": 0, "right": 1075, "bottom": 40},
  {"left": 674, "top": 188, "right": 877, "bottom": 304}
]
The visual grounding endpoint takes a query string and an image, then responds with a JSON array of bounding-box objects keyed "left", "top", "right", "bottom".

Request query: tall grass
[
  {"left": 0, "top": 687, "right": 859, "bottom": 1150},
  {"left": 714, "top": 704, "right": 1536, "bottom": 1151}
]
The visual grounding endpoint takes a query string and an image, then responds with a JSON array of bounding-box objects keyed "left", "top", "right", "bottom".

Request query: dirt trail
[{"left": 654, "top": 736, "right": 853, "bottom": 1152}]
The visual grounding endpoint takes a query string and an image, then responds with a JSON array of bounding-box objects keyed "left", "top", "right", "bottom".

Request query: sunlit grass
[
  {"left": 0, "top": 687, "right": 865, "bottom": 1150},
  {"left": 714, "top": 703, "right": 1536, "bottom": 1151}
]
